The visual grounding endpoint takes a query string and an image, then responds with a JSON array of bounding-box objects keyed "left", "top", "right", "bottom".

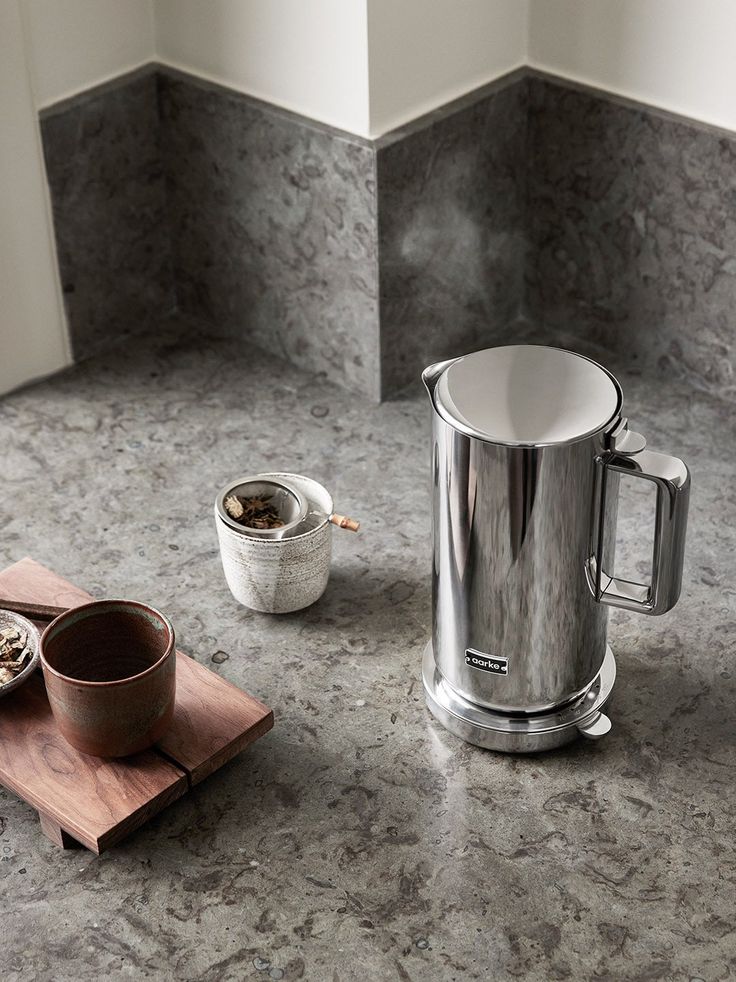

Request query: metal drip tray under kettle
[
  {"left": 423, "top": 643, "right": 616, "bottom": 753},
  {"left": 422, "top": 345, "right": 690, "bottom": 754}
]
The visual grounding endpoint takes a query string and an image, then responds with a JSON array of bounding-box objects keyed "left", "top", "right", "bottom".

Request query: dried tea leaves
[
  {"left": 0, "top": 625, "right": 32, "bottom": 685},
  {"left": 224, "top": 494, "right": 284, "bottom": 530}
]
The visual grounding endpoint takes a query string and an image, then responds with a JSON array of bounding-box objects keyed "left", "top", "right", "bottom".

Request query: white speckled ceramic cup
[{"left": 215, "top": 472, "right": 333, "bottom": 613}]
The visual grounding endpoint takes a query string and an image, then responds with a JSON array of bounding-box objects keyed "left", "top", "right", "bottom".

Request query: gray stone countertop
[{"left": 1, "top": 325, "right": 733, "bottom": 982}]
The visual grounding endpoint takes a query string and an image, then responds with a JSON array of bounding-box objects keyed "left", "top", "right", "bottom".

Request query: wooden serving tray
[{"left": 0, "top": 558, "right": 273, "bottom": 853}]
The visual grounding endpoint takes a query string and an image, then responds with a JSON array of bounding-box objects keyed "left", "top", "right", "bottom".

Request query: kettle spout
[{"left": 422, "top": 357, "right": 458, "bottom": 401}]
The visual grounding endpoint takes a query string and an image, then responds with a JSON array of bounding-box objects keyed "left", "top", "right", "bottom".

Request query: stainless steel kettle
[{"left": 422, "top": 345, "right": 690, "bottom": 752}]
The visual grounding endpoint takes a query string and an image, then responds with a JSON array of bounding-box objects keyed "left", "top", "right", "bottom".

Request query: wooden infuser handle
[{"left": 329, "top": 514, "right": 360, "bottom": 532}]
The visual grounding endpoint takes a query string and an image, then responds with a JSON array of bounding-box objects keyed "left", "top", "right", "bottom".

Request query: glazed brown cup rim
[{"left": 40, "top": 599, "right": 175, "bottom": 687}]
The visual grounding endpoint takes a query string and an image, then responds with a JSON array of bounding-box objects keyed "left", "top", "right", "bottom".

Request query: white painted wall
[
  {"left": 153, "top": 0, "right": 371, "bottom": 136},
  {"left": 152, "top": 0, "right": 736, "bottom": 135},
  {"left": 529, "top": 0, "right": 736, "bottom": 133},
  {"left": 18, "top": 0, "right": 736, "bottom": 133},
  {"left": 23, "top": 0, "right": 155, "bottom": 109},
  {"left": 367, "top": 0, "right": 528, "bottom": 135},
  {"left": 152, "top": 0, "right": 527, "bottom": 137},
  {"left": 0, "top": 0, "right": 70, "bottom": 396}
]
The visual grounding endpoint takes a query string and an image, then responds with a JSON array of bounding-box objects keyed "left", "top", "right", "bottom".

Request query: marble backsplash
[
  {"left": 158, "top": 71, "right": 380, "bottom": 400},
  {"left": 38, "top": 65, "right": 736, "bottom": 401},
  {"left": 40, "top": 68, "right": 174, "bottom": 361},
  {"left": 41, "top": 66, "right": 527, "bottom": 399},
  {"left": 375, "top": 75, "right": 528, "bottom": 396},
  {"left": 157, "top": 69, "right": 529, "bottom": 399},
  {"left": 526, "top": 73, "right": 736, "bottom": 403}
]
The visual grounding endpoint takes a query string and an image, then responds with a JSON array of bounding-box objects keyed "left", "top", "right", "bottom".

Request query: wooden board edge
[
  {"left": 188, "top": 708, "right": 275, "bottom": 786},
  {"left": 0, "top": 769, "right": 100, "bottom": 853},
  {"left": 0, "top": 755, "right": 189, "bottom": 854},
  {"left": 95, "top": 771, "right": 189, "bottom": 853}
]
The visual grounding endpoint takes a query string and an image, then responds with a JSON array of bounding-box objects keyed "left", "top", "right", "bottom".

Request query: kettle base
[{"left": 422, "top": 642, "right": 616, "bottom": 754}]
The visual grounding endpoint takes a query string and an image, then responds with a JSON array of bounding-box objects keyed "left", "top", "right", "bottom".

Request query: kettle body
[
  {"left": 422, "top": 345, "right": 690, "bottom": 752},
  {"left": 431, "top": 417, "right": 615, "bottom": 714}
]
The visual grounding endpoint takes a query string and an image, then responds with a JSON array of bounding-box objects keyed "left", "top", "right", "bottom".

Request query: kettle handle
[{"left": 587, "top": 432, "right": 690, "bottom": 615}]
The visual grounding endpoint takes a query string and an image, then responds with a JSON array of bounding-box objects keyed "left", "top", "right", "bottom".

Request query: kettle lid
[{"left": 434, "top": 345, "right": 622, "bottom": 446}]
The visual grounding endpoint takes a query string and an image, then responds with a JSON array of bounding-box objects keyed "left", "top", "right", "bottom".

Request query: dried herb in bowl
[
  {"left": 224, "top": 494, "right": 285, "bottom": 530},
  {"left": 0, "top": 625, "right": 32, "bottom": 685}
]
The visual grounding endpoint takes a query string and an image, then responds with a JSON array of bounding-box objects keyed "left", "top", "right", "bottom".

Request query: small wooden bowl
[
  {"left": 0, "top": 610, "right": 40, "bottom": 699},
  {"left": 40, "top": 600, "right": 176, "bottom": 758}
]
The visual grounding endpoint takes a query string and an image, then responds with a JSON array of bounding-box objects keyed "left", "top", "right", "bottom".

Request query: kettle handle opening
[{"left": 587, "top": 440, "right": 690, "bottom": 615}]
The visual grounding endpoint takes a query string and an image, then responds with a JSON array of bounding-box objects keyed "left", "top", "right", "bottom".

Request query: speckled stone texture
[
  {"left": 376, "top": 75, "right": 528, "bottom": 397},
  {"left": 40, "top": 69, "right": 174, "bottom": 361},
  {"left": 39, "top": 67, "right": 736, "bottom": 403},
  {"left": 526, "top": 73, "right": 736, "bottom": 402},
  {"left": 1, "top": 322, "right": 734, "bottom": 981},
  {"left": 158, "top": 70, "right": 380, "bottom": 400}
]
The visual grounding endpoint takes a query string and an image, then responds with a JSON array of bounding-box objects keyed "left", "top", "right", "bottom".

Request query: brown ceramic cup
[{"left": 40, "top": 600, "right": 176, "bottom": 758}]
